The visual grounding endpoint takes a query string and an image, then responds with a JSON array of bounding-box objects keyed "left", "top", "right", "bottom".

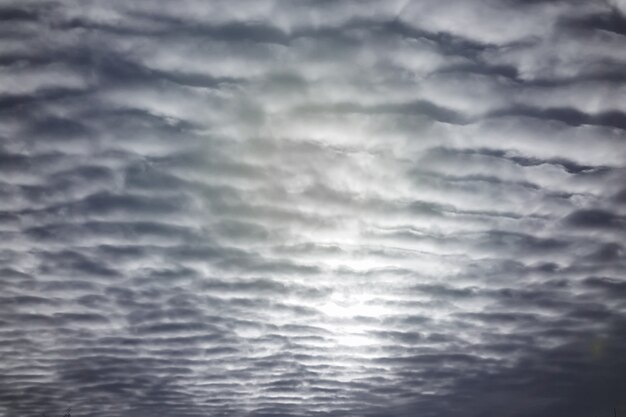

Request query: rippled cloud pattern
[{"left": 1, "top": 1, "right": 626, "bottom": 416}]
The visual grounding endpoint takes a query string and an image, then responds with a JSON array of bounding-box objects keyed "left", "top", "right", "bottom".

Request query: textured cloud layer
[{"left": 1, "top": 1, "right": 625, "bottom": 416}]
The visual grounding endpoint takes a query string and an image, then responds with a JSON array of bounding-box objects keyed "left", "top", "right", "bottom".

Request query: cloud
[{"left": 1, "top": 0, "right": 625, "bottom": 416}]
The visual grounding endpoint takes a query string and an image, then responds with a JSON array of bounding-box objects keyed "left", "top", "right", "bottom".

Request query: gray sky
[{"left": 1, "top": 1, "right": 626, "bottom": 416}]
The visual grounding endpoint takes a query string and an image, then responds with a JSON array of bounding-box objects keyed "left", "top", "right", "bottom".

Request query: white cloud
[{"left": 1, "top": 1, "right": 625, "bottom": 417}]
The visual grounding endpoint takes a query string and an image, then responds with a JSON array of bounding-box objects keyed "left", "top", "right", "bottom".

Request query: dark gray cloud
[{"left": 1, "top": 1, "right": 625, "bottom": 416}]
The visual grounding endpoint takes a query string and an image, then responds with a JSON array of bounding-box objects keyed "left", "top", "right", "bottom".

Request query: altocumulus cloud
[{"left": 1, "top": 1, "right": 625, "bottom": 416}]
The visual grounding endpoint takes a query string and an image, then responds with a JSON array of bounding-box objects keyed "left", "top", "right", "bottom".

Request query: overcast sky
[{"left": 1, "top": 1, "right": 626, "bottom": 416}]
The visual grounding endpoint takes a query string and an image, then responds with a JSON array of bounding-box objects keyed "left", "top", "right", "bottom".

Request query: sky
[{"left": 1, "top": 1, "right": 626, "bottom": 416}]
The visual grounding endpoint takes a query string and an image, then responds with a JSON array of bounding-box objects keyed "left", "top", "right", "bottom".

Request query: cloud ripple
[{"left": 1, "top": 1, "right": 625, "bottom": 416}]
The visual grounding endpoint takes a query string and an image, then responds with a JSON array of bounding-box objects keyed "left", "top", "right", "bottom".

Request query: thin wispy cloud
[{"left": 1, "top": 1, "right": 625, "bottom": 416}]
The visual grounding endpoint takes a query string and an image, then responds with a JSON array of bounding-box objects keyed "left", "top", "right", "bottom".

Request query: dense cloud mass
[{"left": 1, "top": 1, "right": 626, "bottom": 416}]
